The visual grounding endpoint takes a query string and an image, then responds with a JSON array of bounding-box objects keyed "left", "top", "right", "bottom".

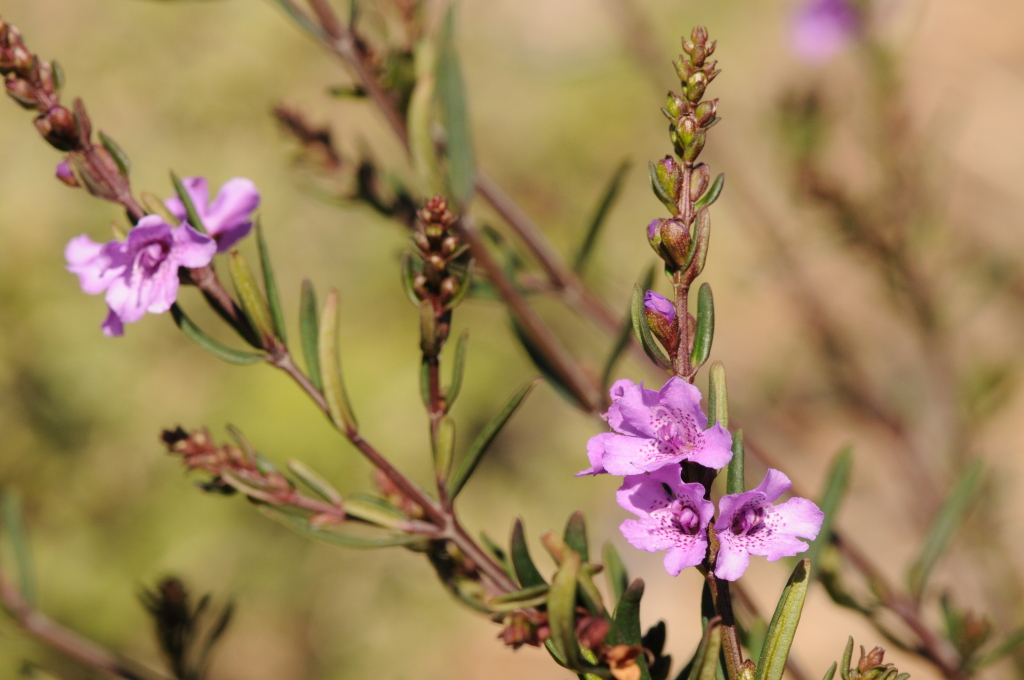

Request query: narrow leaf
[
  {"left": 343, "top": 498, "right": 410, "bottom": 530},
  {"left": 690, "top": 207, "right": 711, "bottom": 277},
  {"left": 727, "top": 428, "right": 745, "bottom": 496},
  {"left": 299, "top": 279, "right": 321, "bottom": 390},
  {"left": 400, "top": 253, "right": 421, "bottom": 306},
  {"left": 807, "top": 446, "right": 853, "bottom": 582},
  {"left": 99, "top": 131, "right": 130, "bottom": 178},
  {"left": 436, "top": 5, "right": 476, "bottom": 205},
  {"left": 690, "top": 283, "right": 714, "bottom": 369},
  {"left": 707, "top": 360, "right": 728, "bottom": 428},
  {"left": 171, "top": 304, "right": 264, "bottom": 365},
  {"left": 2, "top": 490, "right": 36, "bottom": 606},
  {"left": 603, "top": 542, "right": 629, "bottom": 605},
  {"left": 840, "top": 636, "right": 854, "bottom": 680},
  {"left": 489, "top": 584, "right": 550, "bottom": 611},
  {"left": 563, "top": 511, "right": 589, "bottom": 563},
  {"left": 446, "top": 330, "right": 469, "bottom": 410},
  {"left": 574, "top": 160, "right": 630, "bottom": 273},
  {"left": 687, "top": 619, "right": 723, "bottom": 680},
  {"left": 615, "top": 578, "right": 646, "bottom": 645},
  {"left": 286, "top": 460, "right": 341, "bottom": 506},
  {"left": 255, "top": 220, "right": 287, "bottom": 345},
  {"left": 408, "top": 41, "right": 443, "bottom": 196},
  {"left": 975, "top": 627, "right": 1024, "bottom": 668},
  {"left": 443, "top": 260, "right": 474, "bottom": 310},
  {"left": 510, "top": 518, "right": 547, "bottom": 588},
  {"left": 906, "top": 461, "right": 984, "bottom": 598},
  {"left": 227, "top": 249, "right": 274, "bottom": 345},
  {"left": 260, "top": 507, "right": 422, "bottom": 548},
  {"left": 318, "top": 289, "right": 358, "bottom": 433},
  {"left": 631, "top": 284, "right": 672, "bottom": 370},
  {"left": 755, "top": 559, "right": 811, "bottom": 680},
  {"left": 694, "top": 173, "right": 725, "bottom": 211},
  {"left": 447, "top": 379, "right": 538, "bottom": 499},
  {"left": 822, "top": 662, "right": 838, "bottom": 680},
  {"left": 509, "top": 313, "right": 587, "bottom": 410},
  {"left": 433, "top": 415, "right": 456, "bottom": 483},
  {"left": 548, "top": 551, "right": 583, "bottom": 668},
  {"left": 170, "top": 170, "right": 207, "bottom": 233},
  {"left": 480, "top": 531, "right": 516, "bottom": 580},
  {"left": 649, "top": 161, "right": 676, "bottom": 211},
  {"left": 603, "top": 266, "right": 654, "bottom": 389}
]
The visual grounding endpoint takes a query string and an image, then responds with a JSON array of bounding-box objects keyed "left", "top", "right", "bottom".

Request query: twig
[{"left": 0, "top": 570, "right": 171, "bottom": 680}]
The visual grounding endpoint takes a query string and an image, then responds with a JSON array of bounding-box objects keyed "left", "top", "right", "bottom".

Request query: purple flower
[
  {"left": 65, "top": 215, "right": 216, "bottom": 336},
  {"left": 791, "top": 0, "right": 861, "bottom": 62},
  {"left": 165, "top": 177, "right": 260, "bottom": 252},
  {"left": 577, "top": 377, "right": 732, "bottom": 476},
  {"left": 713, "top": 469, "right": 824, "bottom": 581},
  {"left": 55, "top": 160, "right": 77, "bottom": 187},
  {"left": 617, "top": 465, "right": 714, "bottom": 576},
  {"left": 647, "top": 219, "right": 661, "bottom": 241},
  {"left": 643, "top": 290, "right": 675, "bottom": 323}
]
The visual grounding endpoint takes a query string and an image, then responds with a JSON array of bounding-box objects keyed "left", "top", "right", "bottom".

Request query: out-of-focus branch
[{"left": 0, "top": 569, "right": 171, "bottom": 680}]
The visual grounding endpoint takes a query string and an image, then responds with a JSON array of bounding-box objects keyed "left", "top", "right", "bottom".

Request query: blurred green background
[{"left": 2, "top": 0, "right": 1024, "bottom": 679}]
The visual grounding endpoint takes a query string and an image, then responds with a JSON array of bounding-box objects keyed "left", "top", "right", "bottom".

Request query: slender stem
[
  {"left": 673, "top": 279, "right": 691, "bottom": 380},
  {"left": 704, "top": 569, "right": 744, "bottom": 679},
  {"left": 0, "top": 570, "right": 171, "bottom": 680}
]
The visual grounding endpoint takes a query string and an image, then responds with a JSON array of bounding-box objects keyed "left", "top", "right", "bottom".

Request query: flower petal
[
  {"left": 769, "top": 497, "right": 824, "bottom": 542},
  {"left": 690, "top": 422, "right": 733, "bottom": 469},
  {"left": 663, "top": 535, "right": 707, "bottom": 576},
  {"left": 751, "top": 468, "right": 792, "bottom": 503},
  {"left": 164, "top": 176, "right": 210, "bottom": 224},
  {"left": 101, "top": 308, "right": 124, "bottom": 337},
  {"left": 619, "top": 517, "right": 677, "bottom": 553},
  {"left": 576, "top": 432, "right": 615, "bottom": 476},
  {"left": 65, "top": 234, "right": 124, "bottom": 294},
  {"left": 600, "top": 434, "right": 682, "bottom": 476},
  {"left": 714, "top": 533, "right": 751, "bottom": 581},
  {"left": 605, "top": 380, "right": 661, "bottom": 438},
  {"left": 616, "top": 469, "right": 676, "bottom": 516},
  {"left": 657, "top": 377, "right": 709, "bottom": 431},
  {"left": 170, "top": 224, "right": 217, "bottom": 267},
  {"left": 205, "top": 178, "right": 260, "bottom": 238}
]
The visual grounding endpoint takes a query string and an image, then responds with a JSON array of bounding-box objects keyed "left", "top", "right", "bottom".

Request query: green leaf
[
  {"left": 488, "top": 584, "right": 550, "bottom": 612},
  {"left": 694, "top": 173, "right": 725, "bottom": 211},
  {"left": 171, "top": 304, "right": 265, "bottom": 365},
  {"left": 98, "top": 131, "right": 130, "bottom": 178},
  {"left": 436, "top": 5, "right": 476, "bottom": 206},
  {"left": 265, "top": 0, "right": 326, "bottom": 39},
  {"left": 508, "top": 313, "right": 587, "bottom": 410},
  {"left": 447, "top": 379, "right": 539, "bottom": 499},
  {"left": 822, "top": 662, "right": 838, "bottom": 680},
  {"left": 631, "top": 284, "right": 672, "bottom": 370},
  {"left": 603, "top": 266, "right": 654, "bottom": 390},
  {"left": 255, "top": 220, "right": 287, "bottom": 345},
  {"left": 170, "top": 170, "right": 207, "bottom": 233},
  {"left": 840, "top": 636, "right": 854, "bottom": 680},
  {"left": 318, "top": 289, "right": 359, "bottom": 433},
  {"left": 727, "top": 428, "right": 745, "bottom": 496},
  {"left": 433, "top": 414, "right": 456, "bottom": 483},
  {"left": 400, "top": 253, "right": 421, "bottom": 306},
  {"left": 548, "top": 550, "right": 583, "bottom": 668},
  {"left": 510, "top": 518, "right": 547, "bottom": 588},
  {"left": 906, "top": 461, "right": 984, "bottom": 599},
  {"left": 807, "top": 446, "right": 853, "bottom": 582},
  {"left": 707, "top": 360, "right": 728, "bottom": 428},
  {"left": 574, "top": 160, "right": 630, "bottom": 273},
  {"left": 649, "top": 161, "right": 676, "bottom": 211},
  {"left": 690, "top": 283, "right": 714, "bottom": 369},
  {"left": 480, "top": 531, "right": 516, "bottom": 580},
  {"left": 443, "top": 261, "right": 474, "bottom": 310},
  {"left": 755, "top": 559, "right": 811, "bottom": 680},
  {"left": 615, "top": 578, "right": 645, "bottom": 645},
  {"left": 227, "top": 250, "right": 274, "bottom": 345},
  {"left": 690, "top": 207, "right": 711, "bottom": 277},
  {"left": 563, "top": 511, "right": 589, "bottom": 563},
  {"left": 2, "top": 490, "right": 36, "bottom": 606},
  {"left": 446, "top": 330, "right": 469, "bottom": 410},
  {"left": 260, "top": 507, "right": 423, "bottom": 549},
  {"left": 602, "top": 542, "right": 629, "bottom": 605},
  {"left": 409, "top": 40, "right": 443, "bottom": 196},
  {"left": 299, "top": 279, "right": 322, "bottom": 391},
  {"left": 343, "top": 498, "right": 410, "bottom": 530},
  {"left": 687, "top": 618, "right": 723, "bottom": 680},
  {"left": 286, "top": 460, "right": 341, "bottom": 506},
  {"left": 974, "top": 627, "right": 1024, "bottom": 669}
]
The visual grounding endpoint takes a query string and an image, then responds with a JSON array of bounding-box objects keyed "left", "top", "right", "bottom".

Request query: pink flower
[
  {"left": 165, "top": 177, "right": 260, "bottom": 252},
  {"left": 617, "top": 465, "right": 714, "bottom": 576},
  {"left": 791, "top": 0, "right": 861, "bottom": 62},
  {"left": 578, "top": 377, "right": 732, "bottom": 476},
  {"left": 643, "top": 290, "right": 675, "bottom": 324},
  {"left": 713, "top": 469, "right": 824, "bottom": 581},
  {"left": 65, "top": 216, "right": 216, "bottom": 336}
]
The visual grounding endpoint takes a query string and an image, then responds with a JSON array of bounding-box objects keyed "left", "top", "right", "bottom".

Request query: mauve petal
[
  {"left": 620, "top": 517, "right": 676, "bottom": 552},
  {"left": 606, "top": 381, "right": 661, "bottom": 438},
  {"left": 714, "top": 489, "right": 763, "bottom": 532},
  {"left": 751, "top": 468, "right": 792, "bottom": 503},
  {"left": 663, "top": 536, "right": 707, "bottom": 576},
  {"left": 759, "top": 532, "right": 812, "bottom": 562},
  {"left": 690, "top": 422, "right": 733, "bottom": 469},
  {"left": 678, "top": 483, "right": 716, "bottom": 528},
  {"left": 125, "top": 216, "right": 173, "bottom": 249},
  {"left": 65, "top": 234, "right": 122, "bottom": 294},
  {"left": 770, "top": 497, "right": 824, "bottom": 541},
  {"left": 616, "top": 471, "right": 674, "bottom": 516},
  {"left": 608, "top": 378, "right": 634, "bottom": 402},
  {"left": 601, "top": 434, "right": 681, "bottom": 475},
  {"left": 791, "top": 0, "right": 859, "bottom": 62},
  {"left": 210, "top": 220, "right": 252, "bottom": 252},
  {"left": 170, "top": 224, "right": 217, "bottom": 267},
  {"left": 164, "top": 177, "right": 210, "bottom": 224},
  {"left": 713, "top": 534, "right": 751, "bottom": 581},
  {"left": 205, "top": 178, "right": 260, "bottom": 235},
  {"left": 658, "top": 377, "right": 709, "bottom": 430},
  {"left": 104, "top": 276, "right": 149, "bottom": 324},
  {"left": 144, "top": 262, "right": 181, "bottom": 314},
  {"left": 101, "top": 308, "right": 124, "bottom": 337},
  {"left": 576, "top": 432, "right": 616, "bottom": 476},
  {"left": 644, "top": 290, "right": 676, "bottom": 321}
]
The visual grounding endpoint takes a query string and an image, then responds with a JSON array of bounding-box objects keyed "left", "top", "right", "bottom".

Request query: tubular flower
[
  {"left": 713, "top": 468, "right": 824, "bottom": 581},
  {"left": 791, "top": 0, "right": 861, "bottom": 62},
  {"left": 65, "top": 215, "right": 216, "bottom": 336},
  {"left": 165, "top": 176, "right": 260, "bottom": 252},
  {"left": 617, "top": 465, "right": 714, "bottom": 576},
  {"left": 577, "top": 377, "right": 732, "bottom": 476}
]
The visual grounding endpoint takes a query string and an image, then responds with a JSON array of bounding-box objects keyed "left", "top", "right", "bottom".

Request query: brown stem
[
  {"left": 0, "top": 570, "right": 171, "bottom": 680},
  {"left": 704, "top": 569, "right": 744, "bottom": 680},
  {"left": 673, "top": 278, "right": 691, "bottom": 380}
]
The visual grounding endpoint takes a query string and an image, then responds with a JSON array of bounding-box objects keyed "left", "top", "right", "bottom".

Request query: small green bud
[
  {"left": 666, "top": 92, "right": 688, "bottom": 119},
  {"left": 686, "top": 72, "right": 707, "bottom": 102},
  {"left": 690, "top": 164, "right": 710, "bottom": 201},
  {"left": 695, "top": 99, "right": 718, "bottom": 126},
  {"left": 683, "top": 129, "right": 706, "bottom": 162}
]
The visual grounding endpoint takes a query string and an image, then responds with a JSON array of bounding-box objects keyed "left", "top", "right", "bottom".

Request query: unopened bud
[
  {"left": 706, "top": 41, "right": 717, "bottom": 57},
  {"left": 439, "top": 276, "right": 459, "bottom": 303},
  {"left": 413, "top": 274, "right": 429, "bottom": 300},
  {"left": 858, "top": 646, "right": 886, "bottom": 672},
  {"left": 425, "top": 254, "right": 446, "bottom": 284},
  {"left": 695, "top": 99, "right": 718, "bottom": 127},
  {"left": 11, "top": 44, "right": 32, "bottom": 75},
  {"left": 5, "top": 76, "right": 37, "bottom": 108},
  {"left": 691, "top": 45, "right": 707, "bottom": 66},
  {"left": 34, "top": 105, "right": 78, "bottom": 150},
  {"left": 683, "top": 129, "right": 706, "bottom": 162},
  {"left": 691, "top": 26, "right": 709, "bottom": 46},
  {"left": 686, "top": 72, "right": 707, "bottom": 102},
  {"left": 55, "top": 160, "right": 78, "bottom": 187},
  {"left": 441, "top": 235, "right": 459, "bottom": 256},
  {"left": 674, "top": 59, "right": 694, "bottom": 83},
  {"left": 666, "top": 91, "right": 688, "bottom": 119},
  {"left": 36, "top": 60, "right": 54, "bottom": 95},
  {"left": 681, "top": 39, "right": 695, "bottom": 55},
  {"left": 659, "top": 218, "right": 691, "bottom": 268},
  {"left": 577, "top": 616, "right": 611, "bottom": 651},
  {"left": 690, "top": 164, "right": 710, "bottom": 201},
  {"left": 654, "top": 156, "right": 680, "bottom": 200},
  {"left": 647, "top": 219, "right": 664, "bottom": 252},
  {"left": 644, "top": 290, "right": 679, "bottom": 352}
]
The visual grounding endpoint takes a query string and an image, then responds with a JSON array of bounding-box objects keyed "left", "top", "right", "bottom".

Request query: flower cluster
[
  {"left": 64, "top": 177, "right": 259, "bottom": 335},
  {"left": 581, "top": 377, "right": 823, "bottom": 580}
]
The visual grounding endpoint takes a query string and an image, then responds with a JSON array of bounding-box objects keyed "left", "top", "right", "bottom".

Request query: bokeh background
[{"left": 1, "top": 0, "right": 1023, "bottom": 679}]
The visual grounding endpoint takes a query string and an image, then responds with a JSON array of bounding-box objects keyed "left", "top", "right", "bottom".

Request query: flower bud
[
  {"left": 683, "top": 129, "right": 706, "bottom": 162},
  {"left": 681, "top": 39, "right": 695, "bottom": 55},
  {"left": 439, "top": 276, "right": 460, "bottom": 303},
  {"left": 576, "top": 616, "right": 611, "bottom": 652},
  {"left": 695, "top": 99, "right": 718, "bottom": 127},
  {"left": 34, "top": 106, "right": 78, "bottom": 150},
  {"left": 666, "top": 91, "right": 688, "bottom": 119},
  {"left": 691, "top": 26, "right": 709, "bottom": 46},
  {"left": 36, "top": 60, "right": 54, "bottom": 96},
  {"left": 644, "top": 290, "right": 679, "bottom": 352},
  {"left": 690, "top": 164, "right": 710, "bottom": 201},
  {"left": 655, "top": 156, "right": 680, "bottom": 199},
  {"left": 441, "top": 235, "right": 459, "bottom": 256},
  {"left": 686, "top": 72, "right": 707, "bottom": 103},
  {"left": 659, "top": 218, "right": 691, "bottom": 268},
  {"left": 673, "top": 59, "right": 694, "bottom": 83},
  {"left": 677, "top": 116, "right": 698, "bottom": 146},
  {"left": 647, "top": 219, "right": 663, "bottom": 253},
  {"left": 5, "top": 76, "right": 37, "bottom": 108},
  {"left": 55, "top": 160, "right": 78, "bottom": 187},
  {"left": 691, "top": 45, "right": 706, "bottom": 67},
  {"left": 11, "top": 44, "right": 32, "bottom": 75}
]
